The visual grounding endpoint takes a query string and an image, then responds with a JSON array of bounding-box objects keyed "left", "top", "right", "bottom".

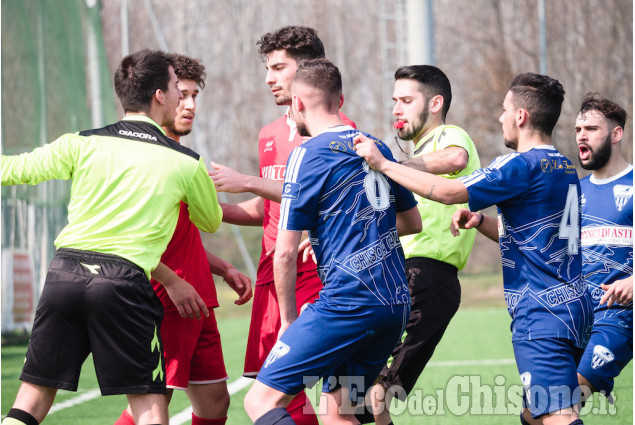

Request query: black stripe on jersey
[{"left": 79, "top": 120, "right": 200, "bottom": 161}]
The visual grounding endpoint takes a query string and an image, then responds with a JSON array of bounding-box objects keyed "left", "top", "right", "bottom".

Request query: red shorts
[
  {"left": 244, "top": 270, "right": 322, "bottom": 376},
  {"left": 161, "top": 309, "right": 228, "bottom": 389}
]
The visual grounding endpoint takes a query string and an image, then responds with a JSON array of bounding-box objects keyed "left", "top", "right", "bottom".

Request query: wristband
[{"left": 475, "top": 212, "right": 485, "bottom": 228}]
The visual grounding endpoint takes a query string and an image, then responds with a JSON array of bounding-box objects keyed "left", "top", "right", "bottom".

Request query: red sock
[
  {"left": 191, "top": 413, "right": 227, "bottom": 425},
  {"left": 113, "top": 409, "right": 135, "bottom": 425},
  {"left": 287, "top": 391, "right": 319, "bottom": 425}
]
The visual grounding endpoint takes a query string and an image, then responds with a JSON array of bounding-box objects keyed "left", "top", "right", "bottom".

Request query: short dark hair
[
  {"left": 394, "top": 65, "right": 452, "bottom": 120},
  {"left": 168, "top": 53, "right": 206, "bottom": 89},
  {"left": 294, "top": 58, "right": 342, "bottom": 104},
  {"left": 257, "top": 26, "right": 325, "bottom": 63},
  {"left": 114, "top": 49, "right": 173, "bottom": 113},
  {"left": 578, "top": 92, "right": 627, "bottom": 129},
  {"left": 509, "top": 72, "right": 565, "bottom": 136}
]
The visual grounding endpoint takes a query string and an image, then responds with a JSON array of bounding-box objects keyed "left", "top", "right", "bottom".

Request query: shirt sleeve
[
  {"left": 435, "top": 126, "right": 472, "bottom": 152},
  {"left": 183, "top": 156, "right": 223, "bottom": 234},
  {"left": 460, "top": 153, "right": 530, "bottom": 212},
  {"left": 279, "top": 146, "right": 328, "bottom": 231},
  {"left": 1, "top": 134, "right": 79, "bottom": 186}
]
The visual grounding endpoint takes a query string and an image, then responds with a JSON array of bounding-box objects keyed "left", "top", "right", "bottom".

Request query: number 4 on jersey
[{"left": 559, "top": 184, "right": 580, "bottom": 255}]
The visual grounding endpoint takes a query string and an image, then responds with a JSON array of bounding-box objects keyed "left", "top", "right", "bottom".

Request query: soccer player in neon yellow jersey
[
  {"left": 357, "top": 65, "right": 480, "bottom": 425},
  {"left": 1, "top": 49, "right": 222, "bottom": 425}
]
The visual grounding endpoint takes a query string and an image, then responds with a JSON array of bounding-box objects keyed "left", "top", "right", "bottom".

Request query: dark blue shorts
[
  {"left": 513, "top": 338, "right": 584, "bottom": 418},
  {"left": 256, "top": 300, "right": 409, "bottom": 402},
  {"left": 577, "top": 316, "right": 633, "bottom": 395}
]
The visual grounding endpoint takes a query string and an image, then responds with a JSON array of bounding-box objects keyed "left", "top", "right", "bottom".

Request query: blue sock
[
  {"left": 254, "top": 407, "right": 296, "bottom": 425},
  {"left": 569, "top": 420, "right": 584, "bottom": 425}
]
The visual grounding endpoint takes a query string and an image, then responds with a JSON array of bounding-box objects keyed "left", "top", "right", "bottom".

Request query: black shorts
[
  {"left": 378, "top": 257, "right": 461, "bottom": 398},
  {"left": 20, "top": 248, "right": 165, "bottom": 395}
]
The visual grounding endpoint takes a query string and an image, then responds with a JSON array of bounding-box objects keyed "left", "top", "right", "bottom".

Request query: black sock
[
  {"left": 254, "top": 407, "right": 296, "bottom": 425},
  {"left": 4, "top": 409, "right": 39, "bottom": 425},
  {"left": 569, "top": 420, "right": 584, "bottom": 425}
]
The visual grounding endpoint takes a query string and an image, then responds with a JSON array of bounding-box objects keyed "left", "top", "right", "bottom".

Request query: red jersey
[
  {"left": 152, "top": 202, "right": 219, "bottom": 311},
  {"left": 257, "top": 110, "right": 356, "bottom": 285}
]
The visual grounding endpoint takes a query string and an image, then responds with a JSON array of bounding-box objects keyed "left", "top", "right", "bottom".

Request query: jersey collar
[
  {"left": 590, "top": 163, "right": 633, "bottom": 185},
  {"left": 122, "top": 114, "right": 167, "bottom": 135}
]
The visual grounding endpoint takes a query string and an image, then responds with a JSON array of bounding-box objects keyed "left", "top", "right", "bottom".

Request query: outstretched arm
[
  {"left": 209, "top": 162, "right": 284, "bottom": 203},
  {"left": 401, "top": 146, "right": 468, "bottom": 175},
  {"left": 219, "top": 196, "right": 264, "bottom": 226},
  {"left": 354, "top": 134, "right": 468, "bottom": 205}
]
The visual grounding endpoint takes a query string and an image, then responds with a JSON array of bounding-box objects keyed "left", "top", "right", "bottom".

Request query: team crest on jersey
[
  {"left": 613, "top": 184, "right": 633, "bottom": 212},
  {"left": 263, "top": 340, "right": 291, "bottom": 368},
  {"left": 329, "top": 140, "right": 348, "bottom": 153},
  {"left": 540, "top": 159, "right": 553, "bottom": 172},
  {"left": 591, "top": 345, "right": 615, "bottom": 369}
]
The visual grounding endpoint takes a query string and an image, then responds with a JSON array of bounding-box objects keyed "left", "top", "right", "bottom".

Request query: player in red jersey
[
  {"left": 209, "top": 26, "right": 355, "bottom": 425},
  {"left": 113, "top": 54, "right": 252, "bottom": 425}
]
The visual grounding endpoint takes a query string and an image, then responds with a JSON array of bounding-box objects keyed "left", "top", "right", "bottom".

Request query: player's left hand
[
  {"left": 299, "top": 237, "right": 316, "bottom": 264},
  {"left": 164, "top": 277, "right": 210, "bottom": 320},
  {"left": 353, "top": 133, "right": 386, "bottom": 171},
  {"left": 223, "top": 267, "right": 253, "bottom": 305},
  {"left": 450, "top": 209, "right": 481, "bottom": 236},
  {"left": 600, "top": 277, "right": 634, "bottom": 306},
  {"left": 209, "top": 161, "right": 250, "bottom": 193}
]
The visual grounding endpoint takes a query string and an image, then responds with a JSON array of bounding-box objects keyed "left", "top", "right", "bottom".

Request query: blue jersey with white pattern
[
  {"left": 580, "top": 165, "right": 633, "bottom": 329},
  {"left": 279, "top": 126, "right": 417, "bottom": 306},
  {"left": 461, "top": 145, "right": 593, "bottom": 347}
]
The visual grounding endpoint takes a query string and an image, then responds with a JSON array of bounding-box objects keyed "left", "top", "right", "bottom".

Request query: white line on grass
[
  {"left": 169, "top": 376, "right": 253, "bottom": 425},
  {"left": 48, "top": 389, "right": 102, "bottom": 414},
  {"left": 45, "top": 361, "right": 515, "bottom": 420},
  {"left": 427, "top": 358, "right": 516, "bottom": 367}
]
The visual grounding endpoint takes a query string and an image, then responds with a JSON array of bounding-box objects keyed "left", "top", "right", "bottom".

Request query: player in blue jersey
[
  {"left": 573, "top": 93, "right": 633, "bottom": 406},
  {"left": 243, "top": 58, "right": 421, "bottom": 425},
  {"left": 355, "top": 72, "right": 593, "bottom": 425}
]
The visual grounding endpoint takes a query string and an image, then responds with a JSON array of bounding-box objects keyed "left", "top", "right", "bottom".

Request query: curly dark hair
[
  {"left": 578, "top": 92, "right": 627, "bottom": 129},
  {"left": 167, "top": 53, "right": 206, "bottom": 89},
  {"left": 257, "top": 26, "right": 325, "bottom": 63},
  {"left": 509, "top": 73, "right": 565, "bottom": 136}
]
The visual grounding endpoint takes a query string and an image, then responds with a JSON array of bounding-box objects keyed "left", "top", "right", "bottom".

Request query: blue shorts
[
  {"left": 257, "top": 300, "right": 409, "bottom": 402},
  {"left": 513, "top": 338, "right": 584, "bottom": 418},
  {"left": 577, "top": 314, "right": 633, "bottom": 395}
]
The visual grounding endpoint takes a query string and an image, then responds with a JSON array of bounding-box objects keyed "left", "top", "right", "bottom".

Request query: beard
[
  {"left": 579, "top": 133, "right": 612, "bottom": 170},
  {"left": 167, "top": 124, "right": 192, "bottom": 137},
  {"left": 399, "top": 104, "right": 429, "bottom": 141},
  {"left": 297, "top": 121, "right": 311, "bottom": 137},
  {"left": 502, "top": 121, "right": 519, "bottom": 151},
  {"left": 504, "top": 138, "right": 518, "bottom": 151}
]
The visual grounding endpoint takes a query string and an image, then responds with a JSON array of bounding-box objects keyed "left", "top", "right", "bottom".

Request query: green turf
[{"left": 2, "top": 308, "right": 632, "bottom": 424}]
